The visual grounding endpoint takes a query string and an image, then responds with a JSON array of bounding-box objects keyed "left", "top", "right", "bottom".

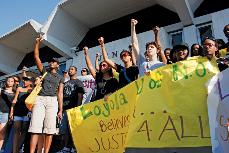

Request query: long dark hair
[
  {"left": 2, "top": 77, "right": 15, "bottom": 91},
  {"left": 99, "top": 61, "right": 113, "bottom": 77},
  {"left": 191, "top": 44, "right": 203, "bottom": 57}
]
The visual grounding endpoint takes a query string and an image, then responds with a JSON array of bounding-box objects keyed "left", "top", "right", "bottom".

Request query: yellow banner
[
  {"left": 126, "top": 57, "right": 218, "bottom": 148},
  {"left": 67, "top": 82, "right": 137, "bottom": 153},
  {"left": 67, "top": 57, "right": 219, "bottom": 153}
]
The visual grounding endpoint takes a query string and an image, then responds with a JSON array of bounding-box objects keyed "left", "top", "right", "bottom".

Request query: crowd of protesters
[{"left": 0, "top": 20, "right": 228, "bottom": 153}]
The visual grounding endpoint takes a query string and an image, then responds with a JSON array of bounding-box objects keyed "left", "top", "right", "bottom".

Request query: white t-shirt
[{"left": 139, "top": 61, "right": 165, "bottom": 76}]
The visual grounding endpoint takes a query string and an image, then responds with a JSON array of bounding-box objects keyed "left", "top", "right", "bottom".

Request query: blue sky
[{"left": 0, "top": 0, "right": 60, "bottom": 36}]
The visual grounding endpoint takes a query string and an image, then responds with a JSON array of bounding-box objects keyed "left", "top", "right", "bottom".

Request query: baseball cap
[{"left": 22, "top": 76, "right": 34, "bottom": 82}]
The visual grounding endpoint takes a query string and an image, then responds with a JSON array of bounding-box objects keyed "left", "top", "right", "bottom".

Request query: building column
[
  {"left": 183, "top": 25, "right": 198, "bottom": 49},
  {"left": 172, "top": 0, "right": 194, "bottom": 26}
]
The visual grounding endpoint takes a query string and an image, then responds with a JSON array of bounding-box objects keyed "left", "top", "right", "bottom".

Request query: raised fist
[
  {"left": 35, "top": 35, "right": 42, "bottom": 43},
  {"left": 83, "top": 46, "right": 89, "bottom": 55},
  {"left": 153, "top": 26, "right": 160, "bottom": 34},
  {"left": 22, "top": 66, "right": 28, "bottom": 71},
  {"left": 98, "top": 37, "right": 104, "bottom": 45},
  {"left": 131, "top": 19, "right": 138, "bottom": 26}
]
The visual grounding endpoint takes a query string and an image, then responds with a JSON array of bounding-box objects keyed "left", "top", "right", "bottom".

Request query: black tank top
[
  {"left": 0, "top": 89, "right": 15, "bottom": 113},
  {"left": 14, "top": 91, "right": 30, "bottom": 117}
]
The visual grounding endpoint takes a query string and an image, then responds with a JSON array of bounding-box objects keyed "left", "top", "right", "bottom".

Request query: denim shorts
[
  {"left": 0, "top": 112, "right": 8, "bottom": 123},
  {"left": 14, "top": 116, "right": 30, "bottom": 122}
]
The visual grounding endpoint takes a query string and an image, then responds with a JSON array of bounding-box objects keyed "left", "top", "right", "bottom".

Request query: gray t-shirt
[
  {"left": 39, "top": 69, "right": 64, "bottom": 96},
  {"left": 139, "top": 61, "right": 164, "bottom": 76}
]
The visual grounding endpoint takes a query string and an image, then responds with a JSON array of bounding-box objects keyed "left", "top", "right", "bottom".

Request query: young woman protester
[
  {"left": 81, "top": 68, "right": 89, "bottom": 76},
  {"left": 29, "top": 35, "right": 64, "bottom": 153},
  {"left": 131, "top": 19, "right": 166, "bottom": 77},
  {"left": 0, "top": 77, "right": 15, "bottom": 152},
  {"left": 171, "top": 42, "right": 190, "bottom": 62},
  {"left": 164, "top": 48, "right": 173, "bottom": 64},
  {"left": 99, "top": 37, "right": 139, "bottom": 89},
  {"left": 191, "top": 44, "right": 203, "bottom": 57},
  {"left": 9, "top": 76, "right": 34, "bottom": 153},
  {"left": 83, "top": 46, "right": 118, "bottom": 101}
]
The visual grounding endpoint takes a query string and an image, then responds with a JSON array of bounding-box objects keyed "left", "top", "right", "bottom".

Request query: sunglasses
[
  {"left": 121, "top": 52, "right": 130, "bottom": 58},
  {"left": 100, "top": 64, "right": 107, "bottom": 67},
  {"left": 81, "top": 69, "right": 87, "bottom": 72}
]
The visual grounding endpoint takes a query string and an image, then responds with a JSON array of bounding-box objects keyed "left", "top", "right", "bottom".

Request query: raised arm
[
  {"left": 95, "top": 53, "right": 100, "bottom": 71},
  {"left": 131, "top": 19, "right": 140, "bottom": 65},
  {"left": 34, "top": 35, "right": 43, "bottom": 72},
  {"left": 153, "top": 26, "right": 167, "bottom": 64},
  {"left": 153, "top": 26, "right": 161, "bottom": 48},
  {"left": 98, "top": 37, "right": 117, "bottom": 70},
  {"left": 22, "top": 66, "right": 28, "bottom": 77},
  {"left": 83, "top": 46, "right": 96, "bottom": 79},
  {"left": 129, "top": 44, "right": 136, "bottom": 65}
]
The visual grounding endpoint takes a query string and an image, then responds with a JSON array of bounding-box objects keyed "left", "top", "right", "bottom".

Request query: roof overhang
[
  {"left": 0, "top": 20, "right": 43, "bottom": 53},
  {"left": 58, "top": 0, "right": 203, "bottom": 28},
  {"left": 41, "top": 0, "right": 204, "bottom": 58},
  {"left": 59, "top": 0, "right": 158, "bottom": 28}
]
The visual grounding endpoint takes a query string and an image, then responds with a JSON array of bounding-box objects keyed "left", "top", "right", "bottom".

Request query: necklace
[{"left": 100, "top": 79, "right": 107, "bottom": 95}]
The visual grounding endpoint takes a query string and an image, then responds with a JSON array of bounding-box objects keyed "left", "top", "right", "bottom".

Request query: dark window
[
  {"left": 171, "top": 31, "right": 183, "bottom": 46},
  {"left": 198, "top": 24, "right": 213, "bottom": 43}
]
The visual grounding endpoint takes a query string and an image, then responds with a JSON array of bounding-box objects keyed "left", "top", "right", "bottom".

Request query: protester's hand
[
  {"left": 35, "top": 35, "right": 42, "bottom": 43},
  {"left": 57, "top": 110, "right": 63, "bottom": 120},
  {"left": 104, "top": 94, "right": 110, "bottom": 102},
  {"left": 96, "top": 53, "right": 100, "bottom": 58},
  {"left": 131, "top": 19, "right": 138, "bottom": 26},
  {"left": 153, "top": 26, "right": 160, "bottom": 35},
  {"left": 145, "top": 71, "right": 151, "bottom": 76},
  {"left": 98, "top": 37, "right": 104, "bottom": 45},
  {"left": 22, "top": 66, "right": 28, "bottom": 72},
  {"left": 83, "top": 46, "right": 89, "bottom": 55}
]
